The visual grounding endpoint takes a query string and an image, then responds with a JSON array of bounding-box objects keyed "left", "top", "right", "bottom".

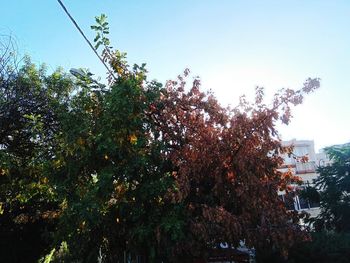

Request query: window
[{"left": 280, "top": 187, "right": 320, "bottom": 211}]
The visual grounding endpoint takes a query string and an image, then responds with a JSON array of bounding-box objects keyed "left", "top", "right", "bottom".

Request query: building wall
[{"left": 280, "top": 139, "right": 330, "bottom": 217}]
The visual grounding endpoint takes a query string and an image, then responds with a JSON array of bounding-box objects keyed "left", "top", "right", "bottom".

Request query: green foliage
[
  {"left": 287, "top": 232, "right": 350, "bottom": 263},
  {"left": 1, "top": 44, "right": 177, "bottom": 261},
  {"left": 91, "top": 14, "right": 110, "bottom": 50},
  {"left": 292, "top": 144, "right": 350, "bottom": 263},
  {"left": 0, "top": 17, "right": 320, "bottom": 263},
  {"left": 50, "top": 64, "right": 177, "bottom": 262},
  {"left": 38, "top": 241, "right": 71, "bottom": 263},
  {"left": 304, "top": 144, "right": 350, "bottom": 232},
  {"left": 0, "top": 55, "right": 75, "bottom": 262},
  {"left": 91, "top": 14, "right": 130, "bottom": 81}
]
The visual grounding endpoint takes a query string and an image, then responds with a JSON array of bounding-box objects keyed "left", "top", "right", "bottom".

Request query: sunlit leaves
[
  {"left": 91, "top": 14, "right": 110, "bottom": 50},
  {"left": 150, "top": 70, "right": 319, "bottom": 258}
]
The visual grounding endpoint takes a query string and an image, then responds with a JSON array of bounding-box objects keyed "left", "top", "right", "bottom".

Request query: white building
[{"left": 279, "top": 139, "right": 329, "bottom": 218}]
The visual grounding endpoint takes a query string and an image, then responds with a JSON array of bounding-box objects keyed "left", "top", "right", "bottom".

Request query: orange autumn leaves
[{"left": 149, "top": 70, "right": 319, "bottom": 256}]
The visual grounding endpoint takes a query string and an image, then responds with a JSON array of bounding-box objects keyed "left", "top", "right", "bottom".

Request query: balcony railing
[{"left": 295, "top": 161, "right": 316, "bottom": 174}]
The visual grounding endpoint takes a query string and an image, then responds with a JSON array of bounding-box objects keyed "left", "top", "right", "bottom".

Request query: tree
[
  {"left": 286, "top": 144, "right": 350, "bottom": 263},
  {"left": 49, "top": 59, "right": 176, "bottom": 263},
  {"left": 305, "top": 143, "right": 350, "bottom": 232},
  {"left": 86, "top": 15, "right": 320, "bottom": 261},
  {"left": 287, "top": 232, "right": 350, "bottom": 263},
  {"left": 0, "top": 36, "right": 75, "bottom": 262},
  {"left": 0, "top": 17, "right": 320, "bottom": 262},
  {"left": 152, "top": 73, "right": 319, "bottom": 261}
]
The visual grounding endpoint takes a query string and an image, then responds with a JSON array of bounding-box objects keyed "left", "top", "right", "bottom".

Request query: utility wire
[{"left": 56, "top": 0, "right": 117, "bottom": 81}]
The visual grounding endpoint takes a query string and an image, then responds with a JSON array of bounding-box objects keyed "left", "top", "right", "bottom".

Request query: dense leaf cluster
[
  {"left": 0, "top": 27, "right": 320, "bottom": 262},
  {"left": 0, "top": 48, "right": 73, "bottom": 261},
  {"left": 301, "top": 144, "right": 350, "bottom": 233},
  {"left": 285, "top": 144, "right": 350, "bottom": 263}
]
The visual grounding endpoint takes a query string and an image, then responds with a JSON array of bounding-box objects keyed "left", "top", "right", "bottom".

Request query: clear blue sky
[{"left": 2, "top": 0, "right": 350, "bottom": 151}]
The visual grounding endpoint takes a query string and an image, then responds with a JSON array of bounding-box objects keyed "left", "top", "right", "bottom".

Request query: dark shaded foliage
[
  {"left": 303, "top": 144, "right": 350, "bottom": 232},
  {"left": 287, "top": 232, "right": 350, "bottom": 263}
]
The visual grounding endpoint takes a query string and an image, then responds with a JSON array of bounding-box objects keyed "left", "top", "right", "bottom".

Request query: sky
[{"left": 2, "top": 0, "right": 350, "bottom": 151}]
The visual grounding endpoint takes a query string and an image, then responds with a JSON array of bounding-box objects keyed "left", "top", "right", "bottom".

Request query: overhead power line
[{"left": 56, "top": 0, "right": 117, "bottom": 81}]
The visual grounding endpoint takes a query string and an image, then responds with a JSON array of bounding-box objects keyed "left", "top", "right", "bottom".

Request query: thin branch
[{"left": 56, "top": 0, "right": 117, "bottom": 81}]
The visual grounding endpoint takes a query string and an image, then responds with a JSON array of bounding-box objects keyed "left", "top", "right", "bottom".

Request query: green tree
[
  {"left": 288, "top": 144, "right": 350, "bottom": 263},
  {"left": 49, "top": 60, "right": 177, "bottom": 263},
  {"left": 0, "top": 37, "right": 75, "bottom": 262},
  {"left": 306, "top": 143, "right": 350, "bottom": 232}
]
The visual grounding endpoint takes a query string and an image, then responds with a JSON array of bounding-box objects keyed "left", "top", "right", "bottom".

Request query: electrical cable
[{"left": 56, "top": 0, "right": 117, "bottom": 81}]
